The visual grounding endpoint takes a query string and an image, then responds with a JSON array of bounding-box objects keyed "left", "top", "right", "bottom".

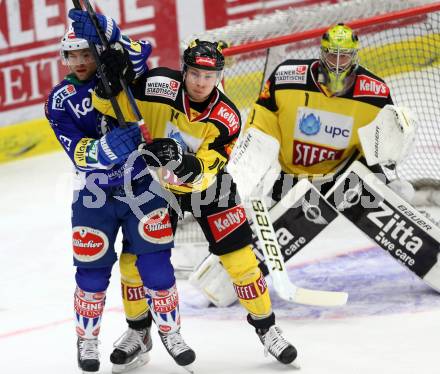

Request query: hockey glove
[
  {"left": 97, "top": 125, "right": 141, "bottom": 166},
  {"left": 140, "top": 138, "right": 202, "bottom": 182},
  {"left": 95, "top": 43, "right": 135, "bottom": 98},
  {"left": 140, "top": 138, "right": 183, "bottom": 168},
  {"left": 69, "top": 9, "right": 121, "bottom": 44}
]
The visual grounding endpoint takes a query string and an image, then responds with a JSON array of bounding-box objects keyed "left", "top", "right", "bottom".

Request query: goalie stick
[{"left": 248, "top": 196, "right": 349, "bottom": 307}]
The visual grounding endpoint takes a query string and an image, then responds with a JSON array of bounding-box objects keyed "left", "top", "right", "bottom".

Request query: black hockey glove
[
  {"left": 95, "top": 43, "right": 135, "bottom": 98},
  {"left": 140, "top": 138, "right": 183, "bottom": 167},
  {"left": 140, "top": 138, "right": 202, "bottom": 182}
]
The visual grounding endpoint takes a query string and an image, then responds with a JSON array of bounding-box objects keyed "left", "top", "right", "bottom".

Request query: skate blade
[
  {"left": 112, "top": 352, "right": 151, "bottom": 373},
  {"left": 183, "top": 364, "right": 195, "bottom": 374},
  {"left": 291, "top": 360, "right": 301, "bottom": 370}
]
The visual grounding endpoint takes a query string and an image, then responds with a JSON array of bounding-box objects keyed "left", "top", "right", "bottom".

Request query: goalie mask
[{"left": 319, "top": 23, "right": 359, "bottom": 96}]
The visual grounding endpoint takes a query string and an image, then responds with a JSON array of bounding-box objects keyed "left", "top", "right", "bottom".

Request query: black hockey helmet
[{"left": 183, "top": 39, "right": 225, "bottom": 71}]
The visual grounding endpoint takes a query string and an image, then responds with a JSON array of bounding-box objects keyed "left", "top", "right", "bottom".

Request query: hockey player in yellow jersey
[{"left": 90, "top": 38, "right": 297, "bottom": 367}]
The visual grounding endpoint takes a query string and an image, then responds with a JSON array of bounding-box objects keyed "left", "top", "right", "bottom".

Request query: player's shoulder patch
[
  {"left": 353, "top": 69, "right": 390, "bottom": 98},
  {"left": 50, "top": 81, "right": 77, "bottom": 111},
  {"left": 145, "top": 67, "right": 181, "bottom": 101},
  {"left": 210, "top": 95, "right": 241, "bottom": 136},
  {"left": 274, "top": 61, "right": 309, "bottom": 85}
]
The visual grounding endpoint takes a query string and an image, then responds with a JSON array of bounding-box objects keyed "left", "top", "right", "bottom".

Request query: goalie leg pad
[
  {"left": 219, "top": 245, "right": 272, "bottom": 318},
  {"left": 120, "top": 253, "right": 149, "bottom": 321},
  {"left": 326, "top": 160, "right": 440, "bottom": 291},
  {"left": 188, "top": 253, "right": 237, "bottom": 307}
]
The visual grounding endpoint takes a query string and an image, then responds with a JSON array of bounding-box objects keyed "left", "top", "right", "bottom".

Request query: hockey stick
[
  {"left": 72, "top": 0, "right": 152, "bottom": 142},
  {"left": 72, "top": 0, "right": 127, "bottom": 128},
  {"left": 249, "top": 196, "right": 349, "bottom": 307}
]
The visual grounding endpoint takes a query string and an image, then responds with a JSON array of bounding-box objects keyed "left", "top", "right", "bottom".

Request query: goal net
[{"left": 174, "top": 0, "right": 440, "bottom": 272}]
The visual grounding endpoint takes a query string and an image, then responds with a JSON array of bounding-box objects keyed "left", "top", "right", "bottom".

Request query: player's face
[
  {"left": 67, "top": 49, "right": 97, "bottom": 81},
  {"left": 324, "top": 51, "right": 353, "bottom": 73},
  {"left": 184, "top": 67, "right": 219, "bottom": 102}
]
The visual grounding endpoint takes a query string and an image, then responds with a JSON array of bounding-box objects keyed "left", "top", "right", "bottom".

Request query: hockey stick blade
[
  {"left": 249, "top": 197, "right": 348, "bottom": 307},
  {"left": 278, "top": 282, "right": 348, "bottom": 307}
]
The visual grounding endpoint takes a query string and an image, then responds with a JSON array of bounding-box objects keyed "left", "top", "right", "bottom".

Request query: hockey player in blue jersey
[{"left": 45, "top": 24, "right": 195, "bottom": 373}]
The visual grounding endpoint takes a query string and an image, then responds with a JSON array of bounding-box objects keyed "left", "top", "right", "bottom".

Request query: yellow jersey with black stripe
[
  {"left": 93, "top": 67, "right": 240, "bottom": 194},
  {"left": 245, "top": 59, "right": 393, "bottom": 176}
]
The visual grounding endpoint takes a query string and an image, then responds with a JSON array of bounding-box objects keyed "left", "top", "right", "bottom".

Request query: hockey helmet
[
  {"left": 320, "top": 23, "right": 359, "bottom": 95},
  {"left": 183, "top": 39, "right": 225, "bottom": 71},
  {"left": 60, "top": 26, "right": 92, "bottom": 65}
]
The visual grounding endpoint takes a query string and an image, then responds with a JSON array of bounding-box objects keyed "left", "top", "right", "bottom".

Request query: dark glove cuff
[
  {"left": 95, "top": 79, "right": 123, "bottom": 99},
  {"left": 174, "top": 154, "right": 202, "bottom": 183}
]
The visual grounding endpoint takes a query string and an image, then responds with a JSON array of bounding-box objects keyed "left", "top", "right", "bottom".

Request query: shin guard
[
  {"left": 220, "top": 245, "right": 272, "bottom": 318},
  {"left": 120, "top": 253, "right": 149, "bottom": 321},
  {"left": 144, "top": 284, "right": 180, "bottom": 334},
  {"left": 74, "top": 286, "right": 106, "bottom": 339}
]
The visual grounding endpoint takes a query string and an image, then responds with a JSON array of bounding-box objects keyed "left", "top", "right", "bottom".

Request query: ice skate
[
  {"left": 159, "top": 329, "right": 196, "bottom": 373},
  {"left": 256, "top": 325, "right": 297, "bottom": 365},
  {"left": 77, "top": 337, "right": 100, "bottom": 373},
  {"left": 110, "top": 327, "right": 152, "bottom": 373}
]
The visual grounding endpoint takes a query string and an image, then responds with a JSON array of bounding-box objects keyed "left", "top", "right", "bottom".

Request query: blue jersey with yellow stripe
[{"left": 45, "top": 74, "right": 145, "bottom": 187}]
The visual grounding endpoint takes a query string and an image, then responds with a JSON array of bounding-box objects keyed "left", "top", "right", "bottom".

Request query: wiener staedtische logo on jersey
[
  {"left": 353, "top": 75, "right": 390, "bottom": 98},
  {"left": 293, "top": 107, "right": 354, "bottom": 166},
  {"left": 211, "top": 101, "right": 240, "bottom": 136},
  {"left": 52, "top": 84, "right": 76, "bottom": 110},
  {"left": 275, "top": 64, "right": 308, "bottom": 85},
  {"left": 145, "top": 76, "right": 180, "bottom": 100}
]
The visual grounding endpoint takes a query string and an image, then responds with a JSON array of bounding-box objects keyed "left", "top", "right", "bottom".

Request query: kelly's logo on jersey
[
  {"left": 275, "top": 64, "right": 308, "bottom": 85},
  {"left": 293, "top": 140, "right": 344, "bottom": 167},
  {"left": 353, "top": 75, "right": 390, "bottom": 98},
  {"left": 52, "top": 84, "right": 76, "bottom": 110},
  {"left": 211, "top": 101, "right": 240, "bottom": 135},
  {"left": 207, "top": 205, "right": 247, "bottom": 242}
]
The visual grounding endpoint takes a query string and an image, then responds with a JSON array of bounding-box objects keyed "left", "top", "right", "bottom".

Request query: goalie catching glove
[
  {"left": 358, "top": 104, "right": 417, "bottom": 203},
  {"left": 139, "top": 138, "right": 202, "bottom": 183}
]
